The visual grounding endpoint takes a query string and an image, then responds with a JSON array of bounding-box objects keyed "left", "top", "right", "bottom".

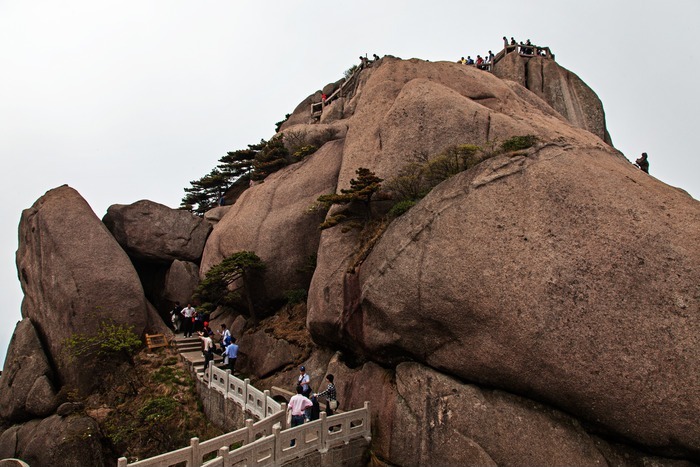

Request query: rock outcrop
[
  {"left": 0, "top": 414, "right": 106, "bottom": 466},
  {"left": 200, "top": 139, "right": 344, "bottom": 302},
  {"left": 493, "top": 51, "right": 612, "bottom": 145},
  {"left": 103, "top": 199, "right": 211, "bottom": 263},
  {"left": 15, "top": 185, "right": 160, "bottom": 394},
  {"left": 0, "top": 319, "right": 58, "bottom": 421}
]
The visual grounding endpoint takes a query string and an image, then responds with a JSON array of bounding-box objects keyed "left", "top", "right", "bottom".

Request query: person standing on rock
[
  {"left": 635, "top": 152, "right": 649, "bottom": 173},
  {"left": 182, "top": 303, "right": 196, "bottom": 337}
]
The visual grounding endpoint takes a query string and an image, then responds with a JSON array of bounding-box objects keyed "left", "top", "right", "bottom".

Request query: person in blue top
[
  {"left": 223, "top": 338, "right": 238, "bottom": 374},
  {"left": 297, "top": 366, "right": 311, "bottom": 397}
]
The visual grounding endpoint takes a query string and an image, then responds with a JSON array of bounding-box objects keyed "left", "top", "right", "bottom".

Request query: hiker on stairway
[
  {"left": 181, "top": 303, "right": 196, "bottom": 337},
  {"left": 198, "top": 331, "right": 215, "bottom": 372}
]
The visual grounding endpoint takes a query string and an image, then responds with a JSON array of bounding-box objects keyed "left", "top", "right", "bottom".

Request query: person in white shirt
[
  {"left": 181, "top": 304, "right": 196, "bottom": 337},
  {"left": 198, "top": 331, "right": 214, "bottom": 372},
  {"left": 217, "top": 323, "right": 231, "bottom": 353}
]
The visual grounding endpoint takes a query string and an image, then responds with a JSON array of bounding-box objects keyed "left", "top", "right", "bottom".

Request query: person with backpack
[{"left": 217, "top": 323, "right": 231, "bottom": 353}]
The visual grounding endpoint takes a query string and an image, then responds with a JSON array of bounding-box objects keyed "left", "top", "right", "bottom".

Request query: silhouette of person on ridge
[{"left": 635, "top": 152, "right": 649, "bottom": 173}]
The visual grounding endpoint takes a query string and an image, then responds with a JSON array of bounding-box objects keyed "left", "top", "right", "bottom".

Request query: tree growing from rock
[
  {"left": 318, "top": 167, "right": 383, "bottom": 229},
  {"left": 195, "top": 251, "right": 266, "bottom": 322}
]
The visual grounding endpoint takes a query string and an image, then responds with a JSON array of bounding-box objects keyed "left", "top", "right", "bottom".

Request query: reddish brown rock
[
  {"left": 347, "top": 145, "right": 700, "bottom": 456},
  {"left": 0, "top": 415, "right": 106, "bottom": 466},
  {"left": 16, "top": 185, "right": 158, "bottom": 394},
  {"left": 162, "top": 259, "right": 199, "bottom": 305},
  {"left": 236, "top": 330, "right": 303, "bottom": 378},
  {"left": 493, "top": 52, "right": 612, "bottom": 144},
  {"left": 0, "top": 319, "right": 58, "bottom": 421},
  {"left": 103, "top": 199, "right": 211, "bottom": 262},
  {"left": 201, "top": 140, "right": 344, "bottom": 302}
]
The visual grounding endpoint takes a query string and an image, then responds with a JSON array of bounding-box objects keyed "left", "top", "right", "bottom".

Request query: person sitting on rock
[
  {"left": 466, "top": 56, "right": 474, "bottom": 65},
  {"left": 635, "top": 152, "right": 650, "bottom": 173}
]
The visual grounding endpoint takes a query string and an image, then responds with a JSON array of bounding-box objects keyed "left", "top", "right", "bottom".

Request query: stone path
[{"left": 173, "top": 336, "right": 224, "bottom": 379}]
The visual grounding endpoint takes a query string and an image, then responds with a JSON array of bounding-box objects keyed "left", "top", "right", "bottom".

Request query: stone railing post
[
  {"left": 273, "top": 424, "right": 282, "bottom": 464},
  {"left": 225, "top": 369, "right": 231, "bottom": 398},
  {"left": 280, "top": 403, "right": 288, "bottom": 429},
  {"left": 218, "top": 446, "right": 229, "bottom": 463},
  {"left": 319, "top": 412, "right": 328, "bottom": 452},
  {"left": 263, "top": 389, "right": 270, "bottom": 415},
  {"left": 190, "top": 437, "right": 200, "bottom": 467},
  {"left": 245, "top": 418, "right": 254, "bottom": 444},
  {"left": 244, "top": 378, "right": 251, "bottom": 410},
  {"left": 363, "top": 401, "right": 372, "bottom": 440},
  {"left": 117, "top": 458, "right": 127, "bottom": 467}
]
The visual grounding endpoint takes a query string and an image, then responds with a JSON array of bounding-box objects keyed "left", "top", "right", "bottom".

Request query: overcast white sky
[{"left": 1, "top": 0, "right": 698, "bottom": 367}]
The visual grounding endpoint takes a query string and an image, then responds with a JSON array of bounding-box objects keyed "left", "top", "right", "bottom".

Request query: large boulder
[
  {"left": 103, "top": 199, "right": 211, "bottom": 262},
  {"left": 328, "top": 145, "right": 699, "bottom": 457},
  {"left": 200, "top": 139, "right": 344, "bottom": 302},
  {"left": 493, "top": 52, "right": 612, "bottom": 144},
  {"left": 0, "top": 415, "right": 106, "bottom": 466},
  {"left": 0, "top": 319, "right": 58, "bottom": 421},
  {"left": 16, "top": 185, "right": 159, "bottom": 393},
  {"left": 162, "top": 259, "right": 200, "bottom": 305}
]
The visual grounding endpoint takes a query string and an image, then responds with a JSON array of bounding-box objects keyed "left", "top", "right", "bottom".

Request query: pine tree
[{"left": 317, "top": 167, "right": 383, "bottom": 229}]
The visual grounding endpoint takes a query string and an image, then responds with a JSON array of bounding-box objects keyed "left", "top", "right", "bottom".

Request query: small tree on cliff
[
  {"left": 195, "top": 251, "right": 266, "bottom": 322},
  {"left": 317, "top": 167, "right": 383, "bottom": 229}
]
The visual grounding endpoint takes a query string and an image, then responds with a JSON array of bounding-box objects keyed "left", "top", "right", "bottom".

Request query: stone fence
[{"left": 118, "top": 364, "right": 371, "bottom": 467}]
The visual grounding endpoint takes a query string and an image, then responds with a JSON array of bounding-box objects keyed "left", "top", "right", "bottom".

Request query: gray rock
[
  {"left": 103, "top": 199, "right": 211, "bottom": 262},
  {"left": 56, "top": 402, "right": 83, "bottom": 417},
  {"left": 0, "top": 319, "right": 58, "bottom": 421}
]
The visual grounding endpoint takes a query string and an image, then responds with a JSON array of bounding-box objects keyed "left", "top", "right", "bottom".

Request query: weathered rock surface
[
  {"left": 203, "top": 205, "right": 232, "bottom": 226},
  {"left": 493, "top": 51, "right": 612, "bottom": 144},
  {"left": 237, "top": 330, "right": 302, "bottom": 378},
  {"left": 301, "top": 57, "right": 698, "bottom": 459},
  {"left": 0, "top": 415, "right": 105, "bottom": 466},
  {"left": 162, "top": 259, "right": 200, "bottom": 305},
  {"left": 0, "top": 319, "right": 58, "bottom": 421},
  {"left": 201, "top": 139, "right": 344, "bottom": 301},
  {"left": 16, "top": 185, "right": 158, "bottom": 393},
  {"left": 339, "top": 145, "right": 700, "bottom": 456},
  {"left": 103, "top": 199, "right": 211, "bottom": 262},
  {"left": 332, "top": 359, "right": 695, "bottom": 466}
]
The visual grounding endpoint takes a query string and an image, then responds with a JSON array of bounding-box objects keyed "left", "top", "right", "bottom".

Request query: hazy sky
[{"left": 1, "top": 0, "right": 698, "bottom": 367}]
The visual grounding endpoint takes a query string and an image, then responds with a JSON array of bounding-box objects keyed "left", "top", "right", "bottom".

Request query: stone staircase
[{"left": 173, "top": 336, "right": 225, "bottom": 379}]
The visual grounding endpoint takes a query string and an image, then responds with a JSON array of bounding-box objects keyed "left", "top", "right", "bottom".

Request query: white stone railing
[
  {"left": 201, "top": 403, "right": 372, "bottom": 467},
  {"left": 118, "top": 365, "right": 371, "bottom": 467}
]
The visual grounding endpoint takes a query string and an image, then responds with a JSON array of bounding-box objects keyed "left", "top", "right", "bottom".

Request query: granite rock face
[
  {"left": 493, "top": 51, "right": 612, "bottom": 144},
  {"left": 0, "top": 319, "right": 58, "bottom": 421},
  {"left": 15, "top": 185, "right": 158, "bottom": 394},
  {"left": 103, "top": 199, "right": 211, "bottom": 262},
  {"left": 0, "top": 414, "right": 106, "bottom": 466},
  {"left": 342, "top": 145, "right": 700, "bottom": 456},
  {"left": 200, "top": 140, "right": 344, "bottom": 302}
]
